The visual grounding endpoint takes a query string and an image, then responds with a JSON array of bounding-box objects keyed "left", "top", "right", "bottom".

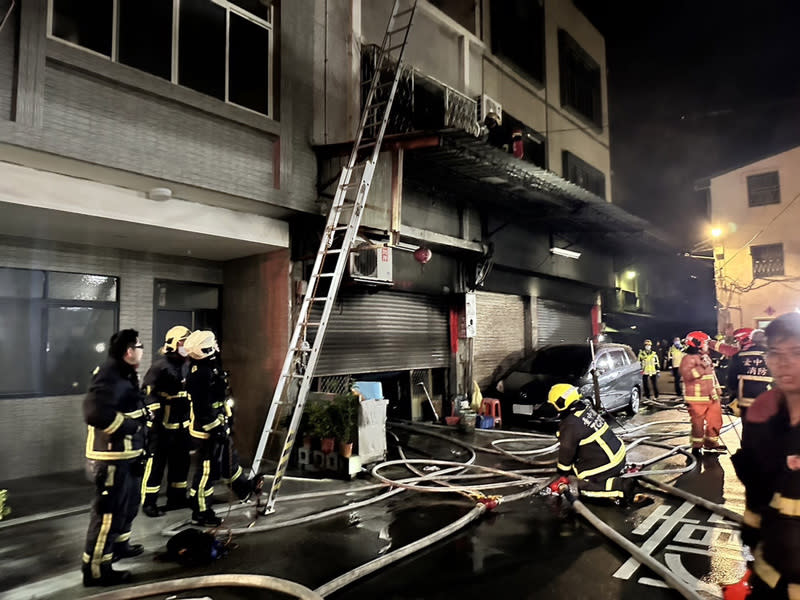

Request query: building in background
[{"left": 698, "top": 144, "right": 800, "bottom": 333}]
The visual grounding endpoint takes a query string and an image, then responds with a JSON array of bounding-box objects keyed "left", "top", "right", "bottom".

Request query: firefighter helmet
[
  {"left": 163, "top": 325, "right": 191, "bottom": 354},
  {"left": 685, "top": 331, "right": 711, "bottom": 349},
  {"left": 548, "top": 384, "right": 582, "bottom": 412},
  {"left": 184, "top": 330, "right": 218, "bottom": 360},
  {"left": 733, "top": 327, "right": 754, "bottom": 346}
]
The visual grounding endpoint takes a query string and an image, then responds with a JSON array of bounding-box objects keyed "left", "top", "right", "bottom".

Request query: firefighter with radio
[
  {"left": 680, "top": 331, "right": 726, "bottom": 455},
  {"left": 727, "top": 328, "right": 772, "bottom": 420},
  {"left": 140, "top": 326, "right": 192, "bottom": 517}
]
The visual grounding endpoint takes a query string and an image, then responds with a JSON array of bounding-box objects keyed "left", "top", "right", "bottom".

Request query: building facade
[{"left": 704, "top": 145, "right": 800, "bottom": 333}]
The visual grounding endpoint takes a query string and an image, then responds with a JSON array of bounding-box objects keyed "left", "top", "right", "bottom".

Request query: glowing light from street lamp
[
  {"left": 710, "top": 226, "right": 723, "bottom": 238},
  {"left": 625, "top": 270, "right": 637, "bottom": 279}
]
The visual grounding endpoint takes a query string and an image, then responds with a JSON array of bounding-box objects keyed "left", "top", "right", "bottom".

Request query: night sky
[{"left": 576, "top": 0, "right": 800, "bottom": 247}]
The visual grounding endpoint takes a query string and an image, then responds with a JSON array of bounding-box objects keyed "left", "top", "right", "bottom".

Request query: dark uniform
[
  {"left": 557, "top": 400, "right": 632, "bottom": 501},
  {"left": 731, "top": 389, "right": 800, "bottom": 598},
  {"left": 727, "top": 344, "right": 772, "bottom": 420},
  {"left": 187, "top": 356, "right": 253, "bottom": 523},
  {"left": 82, "top": 358, "right": 147, "bottom": 582},
  {"left": 141, "top": 354, "right": 191, "bottom": 511}
]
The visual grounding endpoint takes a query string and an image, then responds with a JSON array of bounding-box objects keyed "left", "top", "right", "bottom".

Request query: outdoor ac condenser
[{"left": 348, "top": 242, "right": 393, "bottom": 285}]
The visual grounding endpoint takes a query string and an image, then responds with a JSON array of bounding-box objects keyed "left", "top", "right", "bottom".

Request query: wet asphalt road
[{"left": 0, "top": 396, "right": 747, "bottom": 600}]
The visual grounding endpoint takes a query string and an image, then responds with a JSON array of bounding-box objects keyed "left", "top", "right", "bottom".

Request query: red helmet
[
  {"left": 733, "top": 327, "right": 754, "bottom": 345},
  {"left": 685, "top": 331, "right": 711, "bottom": 348}
]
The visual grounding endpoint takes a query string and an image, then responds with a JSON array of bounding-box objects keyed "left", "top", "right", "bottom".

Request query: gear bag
[{"left": 161, "top": 528, "right": 227, "bottom": 567}]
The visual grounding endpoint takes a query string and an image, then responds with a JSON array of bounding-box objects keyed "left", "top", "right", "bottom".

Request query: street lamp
[{"left": 710, "top": 226, "right": 723, "bottom": 239}]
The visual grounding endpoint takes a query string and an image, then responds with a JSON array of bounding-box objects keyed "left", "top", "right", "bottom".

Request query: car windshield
[{"left": 519, "top": 345, "right": 592, "bottom": 377}]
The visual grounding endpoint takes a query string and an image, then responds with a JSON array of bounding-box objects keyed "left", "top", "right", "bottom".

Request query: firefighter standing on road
[
  {"left": 727, "top": 329, "right": 772, "bottom": 420},
  {"left": 545, "top": 384, "right": 636, "bottom": 503},
  {"left": 638, "top": 339, "right": 661, "bottom": 399},
  {"left": 680, "top": 331, "right": 726, "bottom": 456},
  {"left": 81, "top": 329, "right": 147, "bottom": 587},
  {"left": 140, "top": 326, "right": 192, "bottom": 517}
]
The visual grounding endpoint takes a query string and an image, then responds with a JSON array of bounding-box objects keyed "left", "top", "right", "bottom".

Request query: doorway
[{"left": 152, "top": 280, "right": 221, "bottom": 358}]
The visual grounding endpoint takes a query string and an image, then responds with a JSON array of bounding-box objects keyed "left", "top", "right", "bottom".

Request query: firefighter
[
  {"left": 669, "top": 337, "right": 686, "bottom": 397},
  {"left": 185, "top": 330, "right": 261, "bottom": 526},
  {"left": 730, "top": 313, "right": 800, "bottom": 598},
  {"left": 140, "top": 326, "right": 192, "bottom": 517},
  {"left": 680, "top": 331, "right": 726, "bottom": 456},
  {"left": 81, "top": 329, "right": 148, "bottom": 587},
  {"left": 545, "top": 384, "right": 636, "bottom": 503},
  {"left": 638, "top": 339, "right": 660, "bottom": 399},
  {"left": 727, "top": 329, "right": 771, "bottom": 420}
]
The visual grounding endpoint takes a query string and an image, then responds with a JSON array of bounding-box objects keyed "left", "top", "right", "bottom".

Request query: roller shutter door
[
  {"left": 473, "top": 292, "right": 526, "bottom": 388},
  {"left": 312, "top": 290, "right": 450, "bottom": 376},
  {"left": 536, "top": 298, "right": 591, "bottom": 346}
]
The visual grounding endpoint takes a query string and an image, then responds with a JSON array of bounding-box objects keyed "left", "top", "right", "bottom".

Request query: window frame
[
  {"left": 750, "top": 243, "right": 785, "bottom": 279},
  {"left": 557, "top": 29, "right": 603, "bottom": 128},
  {"left": 562, "top": 150, "right": 606, "bottom": 199},
  {"left": 0, "top": 267, "right": 120, "bottom": 399},
  {"left": 46, "top": 0, "right": 274, "bottom": 119},
  {"left": 747, "top": 171, "right": 781, "bottom": 207}
]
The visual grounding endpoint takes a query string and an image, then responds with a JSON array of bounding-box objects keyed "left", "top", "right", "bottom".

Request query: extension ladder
[{"left": 250, "top": 0, "right": 418, "bottom": 514}]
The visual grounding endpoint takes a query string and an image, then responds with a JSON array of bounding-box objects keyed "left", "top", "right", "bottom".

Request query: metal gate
[
  {"left": 311, "top": 290, "right": 450, "bottom": 376},
  {"left": 473, "top": 292, "right": 526, "bottom": 388},
  {"left": 536, "top": 298, "right": 591, "bottom": 346}
]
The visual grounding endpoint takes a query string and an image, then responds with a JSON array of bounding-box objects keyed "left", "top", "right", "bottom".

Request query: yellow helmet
[
  {"left": 163, "top": 325, "right": 191, "bottom": 353},
  {"left": 184, "top": 330, "right": 218, "bottom": 360},
  {"left": 548, "top": 384, "right": 582, "bottom": 412}
]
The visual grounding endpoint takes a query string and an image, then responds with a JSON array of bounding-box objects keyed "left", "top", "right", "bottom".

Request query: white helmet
[{"left": 184, "top": 330, "right": 218, "bottom": 360}]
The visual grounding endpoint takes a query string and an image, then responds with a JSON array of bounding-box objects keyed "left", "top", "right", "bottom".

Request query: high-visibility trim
[
  {"left": 124, "top": 409, "right": 146, "bottom": 419},
  {"left": 691, "top": 368, "right": 701, "bottom": 378},
  {"left": 769, "top": 493, "right": 800, "bottom": 517},
  {"left": 170, "top": 481, "right": 188, "bottom": 488},
  {"left": 685, "top": 395, "right": 712, "bottom": 403},
  {"left": 102, "top": 413, "right": 125, "bottom": 435},
  {"left": 91, "top": 513, "right": 113, "bottom": 578},
  {"left": 743, "top": 508, "right": 762, "bottom": 528},
  {"left": 105, "top": 465, "right": 116, "bottom": 487},
  {"left": 188, "top": 489, "right": 197, "bottom": 497},
  {"left": 579, "top": 423, "right": 609, "bottom": 446},
  {"left": 123, "top": 435, "right": 132, "bottom": 453},
  {"left": 576, "top": 445, "right": 625, "bottom": 479},
  {"left": 738, "top": 397, "right": 756, "bottom": 407},
  {"left": 144, "top": 485, "right": 160, "bottom": 494},
  {"left": 202, "top": 418, "right": 223, "bottom": 432},
  {"left": 82, "top": 552, "right": 91, "bottom": 564},
  {"left": 140, "top": 457, "right": 153, "bottom": 502},
  {"left": 164, "top": 422, "right": 181, "bottom": 430},
  {"left": 753, "top": 545, "right": 781, "bottom": 589},
  {"left": 85, "top": 427, "right": 143, "bottom": 461},
  {"left": 190, "top": 429, "right": 210, "bottom": 440},
  {"left": 705, "top": 436, "right": 719, "bottom": 443},
  {"left": 701, "top": 374, "right": 715, "bottom": 380},
  {"left": 197, "top": 459, "right": 211, "bottom": 512},
  {"left": 739, "top": 351, "right": 766, "bottom": 357},
  {"left": 116, "top": 531, "right": 131, "bottom": 543},
  {"left": 582, "top": 489, "right": 624, "bottom": 499},
  {"left": 557, "top": 462, "right": 572, "bottom": 472},
  {"left": 740, "top": 375, "right": 773, "bottom": 383},
  {"left": 690, "top": 436, "right": 705, "bottom": 442},
  {"left": 212, "top": 401, "right": 224, "bottom": 409},
  {"left": 230, "top": 466, "right": 243, "bottom": 482},
  {"left": 145, "top": 402, "right": 161, "bottom": 411}
]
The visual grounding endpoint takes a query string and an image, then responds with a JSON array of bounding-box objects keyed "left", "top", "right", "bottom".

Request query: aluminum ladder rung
[{"left": 387, "top": 25, "right": 412, "bottom": 36}]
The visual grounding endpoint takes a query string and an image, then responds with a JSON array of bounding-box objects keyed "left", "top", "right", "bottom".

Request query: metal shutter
[
  {"left": 473, "top": 292, "right": 526, "bottom": 388},
  {"left": 536, "top": 298, "right": 591, "bottom": 346},
  {"left": 312, "top": 291, "right": 450, "bottom": 376}
]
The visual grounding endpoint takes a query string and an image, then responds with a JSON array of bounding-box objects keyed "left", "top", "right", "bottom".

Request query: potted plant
[
  {"left": 332, "top": 391, "right": 359, "bottom": 458},
  {"left": 308, "top": 401, "right": 336, "bottom": 454}
]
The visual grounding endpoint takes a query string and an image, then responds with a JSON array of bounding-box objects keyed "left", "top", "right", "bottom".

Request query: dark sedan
[{"left": 491, "top": 343, "right": 643, "bottom": 426}]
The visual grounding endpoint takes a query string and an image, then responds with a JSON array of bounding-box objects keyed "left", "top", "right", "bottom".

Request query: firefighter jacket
[
  {"left": 143, "top": 354, "right": 190, "bottom": 431},
  {"left": 726, "top": 344, "right": 772, "bottom": 408},
  {"left": 187, "top": 357, "right": 227, "bottom": 440},
  {"left": 556, "top": 401, "right": 627, "bottom": 480},
  {"left": 83, "top": 358, "right": 147, "bottom": 461},
  {"left": 668, "top": 346, "right": 686, "bottom": 369},
  {"left": 638, "top": 349, "right": 660, "bottom": 375},
  {"left": 679, "top": 352, "right": 719, "bottom": 403},
  {"left": 731, "top": 389, "right": 800, "bottom": 593}
]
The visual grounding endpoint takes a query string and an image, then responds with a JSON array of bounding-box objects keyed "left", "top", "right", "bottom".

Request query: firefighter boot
[
  {"left": 112, "top": 541, "right": 144, "bottom": 562},
  {"left": 165, "top": 488, "right": 190, "bottom": 511},
  {"left": 191, "top": 509, "right": 222, "bottom": 527},
  {"left": 82, "top": 562, "right": 131, "bottom": 587},
  {"left": 142, "top": 502, "right": 165, "bottom": 518},
  {"left": 233, "top": 474, "right": 264, "bottom": 502}
]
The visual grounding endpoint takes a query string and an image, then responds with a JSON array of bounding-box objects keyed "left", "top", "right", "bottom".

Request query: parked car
[{"left": 490, "top": 343, "right": 643, "bottom": 426}]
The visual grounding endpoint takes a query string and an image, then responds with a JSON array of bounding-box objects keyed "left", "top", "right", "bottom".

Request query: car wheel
[{"left": 627, "top": 386, "right": 641, "bottom": 415}]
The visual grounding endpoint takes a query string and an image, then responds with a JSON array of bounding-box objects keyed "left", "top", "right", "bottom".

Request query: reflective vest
[
  {"left": 669, "top": 346, "right": 685, "bottom": 369},
  {"left": 557, "top": 401, "right": 626, "bottom": 480},
  {"left": 638, "top": 349, "right": 660, "bottom": 375}
]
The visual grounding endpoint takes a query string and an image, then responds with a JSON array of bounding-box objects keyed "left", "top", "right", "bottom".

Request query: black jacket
[
  {"left": 557, "top": 401, "right": 627, "bottom": 480},
  {"left": 83, "top": 358, "right": 147, "bottom": 461},
  {"left": 187, "top": 357, "right": 227, "bottom": 440},
  {"left": 727, "top": 344, "right": 772, "bottom": 407},
  {"left": 142, "top": 354, "right": 190, "bottom": 430}
]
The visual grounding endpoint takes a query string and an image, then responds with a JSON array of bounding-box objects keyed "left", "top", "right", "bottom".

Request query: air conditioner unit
[
  {"left": 349, "top": 241, "right": 393, "bottom": 285},
  {"left": 475, "top": 94, "right": 502, "bottom": 126}
]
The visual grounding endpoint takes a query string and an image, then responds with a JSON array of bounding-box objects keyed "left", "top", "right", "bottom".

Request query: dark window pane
[
  {"left": 48, "top": 272, "right": 118, "bottom": 302},
  {"left": 747, "top": 171, "right": 780, "bottom": 207},
  {"left": 0, "top": 302, "right": 42, "bottom": 395},
  {"left": 119, "top": 0, "right": 173, "bottom": 80},
  {"left": 156, "top": 281, "right": 219, "bottom": 311},
  {"left": 558, "top": 30, "right": 602, "bottom": 127},
  {"left": 178, "top": 0, "right": 226, "bottom": 100},
  {"left": 230, "top": 0, "right": 271, "bottom": 22},
  {"left": 0, "top": 268, "right": 45, "bottom": 298},
  {"left": 229, "top": 13, "right": 269, "bottom": 114},
  {"left": 562, "top": 150, "right": 606, "bottom": 198},
  {"left": 45, "top": 306, "right": 116, "bottom": 395},
  {"left": 429, "top": 0, "right": 476, "bottom": 33},
  {"left": 490, "top": 0, "right": 545, "bottom": 83},
  {"left": 751, "top": 244, "right": 784, "bottom": 278},
  {"left": 51, "top": 0, "right": 113, "bottom": 56}
]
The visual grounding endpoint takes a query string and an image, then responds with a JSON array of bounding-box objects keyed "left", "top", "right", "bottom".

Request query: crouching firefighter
[
  {"left": 140, "top": 326, "right": 192, "bottom": 517},
  {"left": 545, "top": 384, "right": 636, "bottom": 504},
  {"left": 185, "top": 330, "right": 262, "bottom": 527}
]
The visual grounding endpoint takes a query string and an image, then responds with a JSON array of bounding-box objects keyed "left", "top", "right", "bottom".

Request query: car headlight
[{"left": 496, "top": 380, "right": 505, "bottom": 394}]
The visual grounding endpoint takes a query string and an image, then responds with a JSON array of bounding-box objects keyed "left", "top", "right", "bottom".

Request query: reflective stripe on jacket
[
  {"left": 679, "top": 353, "right": 718, "bottom": 402},
  {"left": 638, "top": 350, "right": 660, "bottom": 375},
  {"left": 142, "top": 355, "right": 190, "bottom": 429},
  {"left": 557, "top": 401, "right": 626, "bottom": 480},
  {"left": 187, "top": 357, "right": 227, "bottom": 440}
]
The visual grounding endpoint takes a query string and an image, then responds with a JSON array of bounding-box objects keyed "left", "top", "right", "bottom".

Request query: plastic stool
[{"left": 480, "top": 398, "right": 502, "bottom": 428}]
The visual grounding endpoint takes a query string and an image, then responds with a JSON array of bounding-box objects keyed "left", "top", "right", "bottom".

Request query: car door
[
  {"left": 607, "top": 349, "right": 633, "bottom": 409},
  {"left": 593, "top": 351, "right": 621, "bottom": 410}
]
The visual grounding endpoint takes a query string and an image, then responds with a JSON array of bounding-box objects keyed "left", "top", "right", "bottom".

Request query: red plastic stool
[{"left": 480, "top": 398, "right": 502, "bottom": 428}]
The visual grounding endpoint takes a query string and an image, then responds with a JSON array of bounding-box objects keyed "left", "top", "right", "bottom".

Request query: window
[
  {"left": 0, "top": 268, "right": 118, "bottom": 397},
  {"left": 562, "top": 150, "right": 606, "bottom": 198},
  {"left": 747, "top": 171, "right": 780, "bottom": 207},
  {"left": 49, "top": 0, "right": 273, "bottom": 117},
  {"left": 751, "top": 244, "right": 784, "bottom": 278},
  {"left": 490, "top": 0, "right": 545, "bottom": 83},
  {"left": 429, "top": 0, "right": 479, "bottom": 33},
  {"left": 558, "top": 30, "right": 602, "bottom": 127},
  {"left": 608, "top": 350, "right": 627, "bottom": 369}
]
